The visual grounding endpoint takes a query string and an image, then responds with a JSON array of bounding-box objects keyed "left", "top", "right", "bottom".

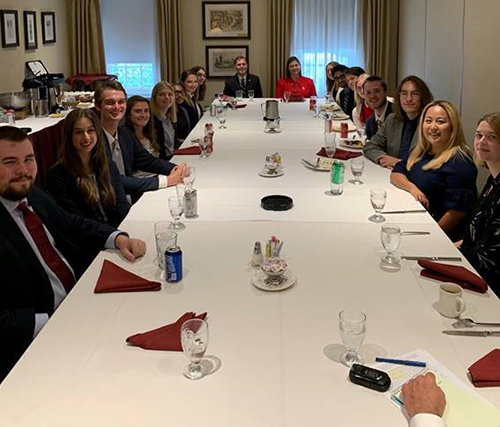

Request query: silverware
[
  {"left": 401, "top": 231, "right": 431, "bottom": 236},
  {"left": 301, "top": 159, "right": 318, "bottom": 169},
  {"left": 452, "top": 318, "right": 500, "bottom": 328},
  {"left": 442, "top": 330, "right": 500, "bottom": 337},
  {"left": 382, "top": 210, "right": 427, "bottom": 214},
  {"left": 401, "top": 256, "right": 462, "bottom": 261}
]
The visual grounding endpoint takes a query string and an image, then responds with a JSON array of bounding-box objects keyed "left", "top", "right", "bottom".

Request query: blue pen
[{"left": 375, "top": 357, "right": 426, "bottom": 368}]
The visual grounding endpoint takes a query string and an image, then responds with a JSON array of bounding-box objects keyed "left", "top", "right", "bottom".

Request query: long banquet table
[{"left": 1, "top": 100, "right": 499, "bottom": 426}]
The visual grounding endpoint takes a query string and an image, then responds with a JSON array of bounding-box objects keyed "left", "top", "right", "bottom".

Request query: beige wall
[
  {"left": 180, "top": 0, "right": 268, "bottom": 102},
  {"left": 0, "top": 0, "right": 71, "bottom": 93}
]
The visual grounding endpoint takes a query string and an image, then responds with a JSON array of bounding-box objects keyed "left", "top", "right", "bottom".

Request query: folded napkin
[
  {"left": 234, "top": 103, "right": 247, "bottom": 109},
  {"left": 316, "top": 147, "right": 363, "bottom": 160},
  {"left": 417, "top": 259, "right": 488, "bottom": 293},
  {"left": 126, "top": 312, "right": 207, "bottom": 351},
  {"left": 468, "top": 349, "right": 500, "bottom": 387},
  {"left": 94, "top": 260, "right": 162, "bottom": 293},
  {"left": 173, "top": 145, "right": 201, "bottom": 155}
]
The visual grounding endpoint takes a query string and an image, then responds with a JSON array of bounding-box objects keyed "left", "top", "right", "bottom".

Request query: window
[
  {"left": 101, "top": 0, "right": 159, "bottom": 96},
  {"left": 291, "top": 0, "right": 364, "bottom": 96}
]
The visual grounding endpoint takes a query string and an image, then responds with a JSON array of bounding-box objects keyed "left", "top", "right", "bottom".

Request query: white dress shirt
[{"left": 410, "top": 413, "right": 447, "bottom": 427}]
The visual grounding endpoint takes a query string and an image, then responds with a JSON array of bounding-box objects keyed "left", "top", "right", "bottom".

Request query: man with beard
[{"left": 0, "top": 126, "right": 146, "bottom": 382}]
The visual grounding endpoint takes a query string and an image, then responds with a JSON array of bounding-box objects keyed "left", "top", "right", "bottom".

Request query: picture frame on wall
[
  {"left": 41, "top": 11, "right": 56, "bottom": 44},
  {"left": 205, "top": 45, "right": 249, "bottom": 78},
  {"left": 202, "top": 1, "right": 250, "bottom": 40},
  {"left": 0, "top": 10, "right": 19, "bottom": 48},
  {"left": 23, "top": 11, "right": 37, "bottom": 50}
]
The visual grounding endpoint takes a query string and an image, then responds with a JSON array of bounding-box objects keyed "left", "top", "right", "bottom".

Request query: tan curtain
[
  {"left": 362, "top": 0, "right": 399, "bottom": 94},
  {"left": 157, "top": 0, "right": 183, "bottom": 83},
  {"left": 69, "top": 0, "right": 106, "bottom": 74},
  {"left": 268, "top": 0, "right": 294, "bottom": 97}
]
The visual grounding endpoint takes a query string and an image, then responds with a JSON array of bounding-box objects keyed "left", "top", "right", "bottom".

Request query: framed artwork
[
  {"left": 202, "top": 1, "right": 250, "bottom": 39},
  {"left": 0, "top": 10, "right": 19, "bottom": 48},
  {"left": 205, "top": 45, "right": 248, "bottom": 78},
  {"left": 41, "top": 11, "right": 56, "bottom": 44},
  {"left": 23, "top": 11, "right": 37, "bottom": 50}
]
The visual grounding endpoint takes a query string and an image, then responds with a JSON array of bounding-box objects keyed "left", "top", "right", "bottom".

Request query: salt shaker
[{"left": 251, "top": 241, "right": 264, "bottom": 267}]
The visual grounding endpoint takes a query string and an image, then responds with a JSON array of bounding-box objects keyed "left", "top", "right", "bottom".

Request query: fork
[{"left": 452, "top": 318, "right": 500, "bottom": 328}]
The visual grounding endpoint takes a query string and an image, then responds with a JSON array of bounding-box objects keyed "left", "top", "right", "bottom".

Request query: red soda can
[
  {"left": 204, "top": 123, "right": 214, "bottom": 153},
  {"left": 340, "top": 122, "right": 348, "bottom": 139},
  {"left": 309, "top": 98, "right": 316, "bottom": 111}
]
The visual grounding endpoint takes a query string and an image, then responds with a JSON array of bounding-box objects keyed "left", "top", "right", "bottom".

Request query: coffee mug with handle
[{"left": 437, "top": 283, "right": 466, "bottom": 318}]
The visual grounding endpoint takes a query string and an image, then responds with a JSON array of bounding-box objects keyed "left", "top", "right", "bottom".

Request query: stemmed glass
[
  {"left": 248, "top": 90, "right": 255, "bottom": 101},
  {"left": 198, "top": 139, "right": 210, "bottom": 158},
  {"left": 381, "top": 224, "right": 401, "bottom": 265},
  {"left": 339, "top": 309, "right": 366, "bottom": 367},
  {"left": 283, "top": 91, "right": 291, "bottom": 103},
  {"left": 181, "top": 319, "right": 209, "bottom": 380},
  {"left": 168, "top": 195, "right": 186, "bottom": 230},
  {"left": 324, "top": 132, "right": 337, "bottom": 158},
  {"left": 349, "top": 159, "right": 364, "bottom": 184},
  {"left": 356, "top": 125, "right": 366, "bottom": 142},
  {"left": 369, "top": 189, "right": 387, "bottom": 223},
  {"left": 184, "top": 166, "right": 196, "bottom": 190},
  {"left": 216, "top": 92, "right": 223, "bottom": 104},
  {"left": 217, "top": 106, "right": 227, "bottom": 129}
]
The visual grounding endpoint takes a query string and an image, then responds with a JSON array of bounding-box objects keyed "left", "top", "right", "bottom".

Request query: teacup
[{"left": 437, "top": 283, "right": 466, "bottom": 318}]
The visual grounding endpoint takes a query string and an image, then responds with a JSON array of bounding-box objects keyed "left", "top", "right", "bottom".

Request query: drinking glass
[
  {"left": 356, "top": 126, "right": 367, "bottom": 142},
  {"left": 381, "top": 224, "right": 401, "bottom": 265},
  {"left": 216, "top": 92, "right": 223, "bottom": 104},
  {"left": 339, "top": 309, "right": 366, "bottom": 367},
  {"left": 217, "top": 106, "right": 227, "bottom": 129},
  {"left": 199, "top": 139, "right": 210, "bottom": 158},
  {"left": 248, "top": 90, "right": 255, "bottom": 101},
  {"left": 168, "top": 195, "right": 186, "bottom": 230},
  {"left": 154, "top": 228, "right": 177, "bottom": 269},
  {"left": 235, "top": 90, "right": 243, "bottom": 101},
  {"left": 349, "top": 159, "right": 364, "bottom": 185},
  {"left": 184, "top": 165, "right": 196, "bottom": 190},
  {"left": 181, "top": 318, "right": 209, "bottom": 380},
  {"left": 324, "top": 132, "right": 337, "bottom": 158},
  {"left": 369, "top": 189, "right": 387, "bottom": 223},
  {"left": 283, "top": 91, "right": 291, "bottom": 103}
]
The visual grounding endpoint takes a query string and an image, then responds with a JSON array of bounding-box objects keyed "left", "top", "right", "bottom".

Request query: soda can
[
  {"left": 184, "top": 189, "right": 198, "bottom": 218},
  {"left": 309, "top": 98, "right": 316, "bottom": 111},
  {"left": 165, "top": 246, "right": 183, "bottom": 282},
  {"left": 340, "top": 122, "right": 348, "bottom": 139},
  {"left": 330, "top": 161, "right": 345, "bottom": 195}
]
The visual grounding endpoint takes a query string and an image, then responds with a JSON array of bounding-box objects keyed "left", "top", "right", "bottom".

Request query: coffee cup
[{"left": 437, "top": 283, "right": 466, "bottom": 318}]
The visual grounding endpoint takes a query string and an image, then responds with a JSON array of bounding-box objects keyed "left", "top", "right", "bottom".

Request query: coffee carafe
[{"left": 261, "top": 100, "right": 280, "bottom": 120}]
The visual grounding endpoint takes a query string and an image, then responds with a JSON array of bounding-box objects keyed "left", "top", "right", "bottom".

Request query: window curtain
[
  {"left": 291, "top": 0, "right": 364, "bottom": 97},
  {"left": 157, "top": 0, "right": 183, "bottom": 83},
  {"left": 362, "top": 0, "right": 399, "bottom": 94},
  {"left": 267, "top": 0, "right": 294, "bottom": 97},
  {"left": 69, "top": 0, "right": 106, "bottom": 74}
]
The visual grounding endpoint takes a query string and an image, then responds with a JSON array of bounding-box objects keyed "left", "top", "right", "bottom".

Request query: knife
[
  {"left": 442, "top": 330, "right": 500, "bottom": 337},
  {"left": 401, "top": 232, "right": 431, "bottom": 236},
  {"left": 401, "top": 256, "right": 462, "bottom": 261},
  {"left": 301, "top": 159, "right": 318, "bottom": 169},
  {"left": 382, "top": 210, "right": 427, "bottom": 214}
]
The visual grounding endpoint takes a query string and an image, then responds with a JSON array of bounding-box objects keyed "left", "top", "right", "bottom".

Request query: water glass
[
  {"left": 181, "top": 319, "right": 209, "bottom": 380},
  {"left": 235, "top": 90, "right": 243, "bottom": 101},
  {"left": 349, "top": 159, "right": 364, "bottom": 185},
  {"left": 339, "top": 309, "right": 366, "bottom": 367},
  {"left": 184, "top": 165, "right": 196, "bottom": 189},
  {"left": 154, "top": 230, "right": 177, "bottom": 269},
  {"left": 324, "top": 132, "right": 337, "bottom": 158},
  {"left": 168, "top": 195, "right": 186, "bottom": 231},
  {"left": 283, "top": 91, "right": 291, "bottom": 103},
  {"left": 381, "top": 224, "right": 401, "bottom": 265},
  {"left": 369, "top": 189, "right": 387, "bottom": 223},
  {"left": 199, "top": 139, "right": 210, "bottom": 158},
  {"left": 217, "top": 106, "right": 227, "bottom": 129},
  {"left": 248, "top": 90, "right": 255, "bottom": 101},
  {"left": 356, "top": 126, "right": 367, "bottom": 142}
]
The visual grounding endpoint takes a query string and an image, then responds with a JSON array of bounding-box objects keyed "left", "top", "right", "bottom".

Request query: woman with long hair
[
  {"left": 275, "top": 56, "right": 317, "bottom": 99},
  {"left": 179, "top": 69, "right": 203, "bottom": 129},
  {"left": 352, "top": 73, "right": 374, "bottom": 130},
  {"left": 150, "top": 82, "right": 177, "bottom": 159},
  {"left": 46, "top": 108, "right": 130, "bottom": 227},
  {"left": 390, "top": 100, "right": 477, "bottom": 239},
  {"left": 459, "top": 112, "right": 500, "bottom": 294},
  {"left": 325, "top": 61, "right": 339, "bottom": 96},
  {"left": 173, "top": 83, "right": 191, "bottom": 147},
  {"left": 191, "top": 65, "right": 207, "bottom": 103}
]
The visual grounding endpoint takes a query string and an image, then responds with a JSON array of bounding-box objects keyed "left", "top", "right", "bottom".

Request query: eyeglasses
[{"left": 174, "top": 90, "right": 184, "bottom": 95}]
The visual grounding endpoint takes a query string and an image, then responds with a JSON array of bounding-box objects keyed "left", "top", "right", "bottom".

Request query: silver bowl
[{"left": 0, "top": 92, "right": 32, "bottom": 110}]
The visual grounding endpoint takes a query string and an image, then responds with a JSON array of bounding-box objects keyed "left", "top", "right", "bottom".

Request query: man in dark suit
[
  {"left": 363, "top": 76, "right": 393, "bottom": 140},
  {"left": 0, "top": 126, "right": 146, "bottom": 382},
  {"left": 94, "top": 80, "right": 186, "bottom": 201},
  {"left": 223, "top": 56, "right": 263, "bottom": 98}
]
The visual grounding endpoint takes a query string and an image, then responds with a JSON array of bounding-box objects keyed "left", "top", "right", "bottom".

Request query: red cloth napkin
[
  {"left": 468, "top": 349, "right": 500, "bottom": 387},
  {"left": 173, "top": 145, "right": 201, "bottom": 155},
  {"left": 94, "top": 260, "right": 162, "bottom": 293},
  {"left": 417, "top": 259, "right": 488, "bottom": 293},
  {"left": 316, "top": 147, "right": 363, "bottom": 160},
  {"left": 126, "top": 312, "right": 207, "bottom": 351},
  {"left": 234, "top": 103, "right": 247, "bottom": 109}
]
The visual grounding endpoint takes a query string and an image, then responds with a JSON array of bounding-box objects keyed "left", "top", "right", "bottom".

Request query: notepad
[{"left": 372, "top": 349, "right": 500, "bottom": 427}]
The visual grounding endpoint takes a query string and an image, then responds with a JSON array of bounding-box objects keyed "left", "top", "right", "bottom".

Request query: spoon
[{"left": 452, "top": 318, "right": 500, "bottom": 328}]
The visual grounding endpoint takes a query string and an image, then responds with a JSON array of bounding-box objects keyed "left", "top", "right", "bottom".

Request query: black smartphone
[{"left": 349, "top": 363, "right": 391, "bottom": 392}]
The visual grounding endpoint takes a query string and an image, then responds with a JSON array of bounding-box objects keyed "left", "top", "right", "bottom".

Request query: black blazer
[
  {"left": 365, "top": 101, "right": 393, "bottom": 140},
  {"left": 46, "top": 160, "right": 131, "bottom": 227},
  {"left": 0, "top": 187, "right": 116, "bottom": 382},
  {"left": 106, "top": 127, "right": 176, "bottom": 201},
  {"left": 175, "top": 106, "right": 192, "bottom": 148},
  {"left": 223, "top": 73, "right": 263, "bottom": 98},
  {"left": 340, "top": 88, "right": 355, "bottom": 119},
  {"left": 179, "top": 101, "right": 202, "bottom": 133}
]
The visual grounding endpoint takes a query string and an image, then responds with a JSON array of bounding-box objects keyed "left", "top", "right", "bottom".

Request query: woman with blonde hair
[
  {"left": 149, "top": 82, "right": 177, "bottom": 160},
  {"left": 459, "top": 112, "right": 500, "bottom": 294},
  {"left": 352, "top": 73, "right": 374, "bottom": 130},
  {"left": 46, "top": 108, "right": 130, "bottom": 227},
  {"left": 390, "top": 100, "right": 477, "bottom": 239}
]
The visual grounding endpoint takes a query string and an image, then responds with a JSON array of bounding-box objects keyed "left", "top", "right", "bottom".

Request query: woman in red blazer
[{"left": 275, "top": 56, "right": 317, "bottom": 99}]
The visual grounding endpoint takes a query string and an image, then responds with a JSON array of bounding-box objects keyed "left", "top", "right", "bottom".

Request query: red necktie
[{"left": 17, "top": 202, "right": 76, "bottom": 293}]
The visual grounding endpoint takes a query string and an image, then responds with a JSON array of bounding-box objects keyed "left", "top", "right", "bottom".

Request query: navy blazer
[
  {"left": 0, "top": 187, "right": 116, "bottom": 382},
  {"left": 223, "top": 73, "right": 263, "bottom": 98},
  {"left": 365, "top": 101, "right": 393, "bottom": 140}
]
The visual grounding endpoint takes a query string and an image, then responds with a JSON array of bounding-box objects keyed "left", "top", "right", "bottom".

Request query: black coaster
[{"left": 261, "top": 195, "right": 293, "bottom": 211}]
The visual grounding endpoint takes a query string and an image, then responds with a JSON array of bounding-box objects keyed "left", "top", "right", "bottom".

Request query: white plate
[
  {"left": 339, "top": 140, "right": 364, "bottom": 150},
  {"left": 259, "top": 169, "right": 284, "bottom": 178},
  {"left": 251, "top": 271, "right": 296, "bottom": 292},
  {"left": 330, "top": 112, "right": 350, "bottom": 121},
  {"left": 332, "top": 122, "right": 357, "bottom": 132}
]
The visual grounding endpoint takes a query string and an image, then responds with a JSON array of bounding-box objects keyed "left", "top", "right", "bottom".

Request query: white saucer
[
  {"left": 258, "top": 169, "right": 284, "bottom": 178},
  {"left": 251, "top": 271, "right": 296, "bottom": 292}
]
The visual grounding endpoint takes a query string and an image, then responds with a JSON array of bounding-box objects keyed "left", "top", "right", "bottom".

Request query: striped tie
[{"left": 240, "top": 77, "right": 247, "bottom": 98}]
